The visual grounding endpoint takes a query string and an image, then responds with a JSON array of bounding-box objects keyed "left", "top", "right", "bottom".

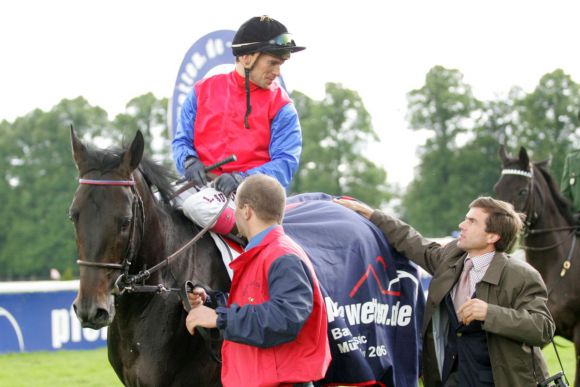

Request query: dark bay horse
[
  {"left": 494, "top": 146, "right": 580, "bottom": 386},
  {"left": 69, "top": 127, "right": 230, "bottom": 386}
]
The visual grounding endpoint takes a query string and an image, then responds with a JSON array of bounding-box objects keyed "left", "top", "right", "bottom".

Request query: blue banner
[
  {"left": 284, "top": 194, "right": 425, "bottom": 387},
  {"left": 0, "top": 282, "right": 107, "bottom": 353},
  {"left": 170, "top": 30, "right": 235, "bottom": 138}
]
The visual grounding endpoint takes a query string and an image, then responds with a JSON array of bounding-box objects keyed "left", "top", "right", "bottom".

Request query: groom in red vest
[{"left": 185, "top": 174, "right": 331, "bottom": 387}]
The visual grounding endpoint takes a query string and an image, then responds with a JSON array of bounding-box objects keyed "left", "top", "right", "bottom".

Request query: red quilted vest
[
  {"left": 193, "top": 71, "right": 290, "bottom": 174},
  {"left": 221, "top": 226, "right": 331, "bottom": 387}
]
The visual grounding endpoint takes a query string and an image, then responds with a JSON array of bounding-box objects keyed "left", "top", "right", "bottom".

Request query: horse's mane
[
  {"left": 138, "top": 158, "right": 178, "bottom": 203},
  {"left": 535, "top": 162, "right": 576, "bottom": 225},
  {"left": 84, "top": 143, "right": 178, "bottom": 203}
]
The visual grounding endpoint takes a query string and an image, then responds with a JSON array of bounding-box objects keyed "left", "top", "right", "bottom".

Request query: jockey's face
[{"left": 249, "top": 53, "right": 287, "bottom": 89}]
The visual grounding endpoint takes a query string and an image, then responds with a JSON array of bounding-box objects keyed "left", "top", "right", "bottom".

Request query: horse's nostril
[{"left": 95, "top": 308, "right": 110, "bottom": 323}]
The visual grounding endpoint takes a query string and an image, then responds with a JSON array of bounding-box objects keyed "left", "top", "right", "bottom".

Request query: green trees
[
  {"left": 0, "top": 98, "right": 105, "bottom": 278},
  {"left": 112, "top": 93, "right": 171, "bottom": 166},
  {"left": 290, "top": 83, "right": 391, "bottom": 207},
  {"left": 516, "top": 70, "right": 580, "bottom": 178},
  {"left": 0, "top": 95, "right": 166, "bottom": 279},
  {"left": 402, "top": 66, "right": 580, "bottom": 236},
  {"left": 403, "top": 66, "right": 481, "bottom": 235},
  {"left": 1, "top": 70, "right": 577, "bottom": 277}
]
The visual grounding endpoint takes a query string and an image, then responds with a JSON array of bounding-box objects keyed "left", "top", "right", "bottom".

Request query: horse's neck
[
  {"left": 140, "top": 193, "right": 227, "bottom": 288},
  {"left": 531, "top": 178, "right": 570, "bottom": 229},
  {"left": 128, "top": 180, "right": 191, "bottom": 287}
]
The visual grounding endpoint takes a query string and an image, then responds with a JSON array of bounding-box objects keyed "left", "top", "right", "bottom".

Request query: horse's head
[
  {"left": 493, "top": 146, "right": 536, "bottom": 213},
  {"left": 69, "top": 126, "right": 144, "bottom": 329}
]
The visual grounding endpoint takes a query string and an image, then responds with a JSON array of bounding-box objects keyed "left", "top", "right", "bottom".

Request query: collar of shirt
[
  {"left": 245, "top": 225, "right": 277, "bottom": 251},
  {"left": 453, "top": 251, "right": 496, "bottom": 299},
  {"left": 466, "top": 251, "right": 495, "bottom": 274},
  {"left": 465, "top": 251, "right": 495, "bottom": 296}
]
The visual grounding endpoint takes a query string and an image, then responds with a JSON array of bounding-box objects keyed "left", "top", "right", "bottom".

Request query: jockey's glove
[
  {"left": 215, "top": 172, "right": 244, "bottom": 196},
  {"left": 184, "top": 157, "right": 207, "bottom": 186}
]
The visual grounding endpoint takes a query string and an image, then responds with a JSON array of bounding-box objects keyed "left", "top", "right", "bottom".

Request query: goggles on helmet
[
  {"left": 232, "top": 33, "right": 297, "bottom": 51},
  {"left": 268, "top": 33, "right": 296, "bottom": 47}
]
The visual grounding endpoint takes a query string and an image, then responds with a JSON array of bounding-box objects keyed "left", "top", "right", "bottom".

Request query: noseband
[{"left": 76, "top": 178, "right": 144, "bottom": 275}]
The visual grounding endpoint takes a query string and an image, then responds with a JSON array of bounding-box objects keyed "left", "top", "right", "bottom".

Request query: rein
[
  {"left": 526, "top": 225, "right": 580, "bottom": 235},
  {"left": 117, "top": 196, "right": 230, "bottom": 294},
  {"left": 76, "top": 177, "right": 230, "bottom": 294}
]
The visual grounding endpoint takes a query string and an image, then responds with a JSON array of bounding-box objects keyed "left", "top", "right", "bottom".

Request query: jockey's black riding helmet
[
  {"left": 231, "top": 15, "right": 305, "bottom": 58},
  {"left": 232, "top": 16, "right": 305, "bottom": 128}
]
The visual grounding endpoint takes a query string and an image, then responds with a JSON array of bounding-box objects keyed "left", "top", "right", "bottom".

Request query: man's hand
[
  {"left": 185, "top": 305, "right": 218, "bottom": 335},
  {"left": 458, "top": 298, "right": 488, "bottom": 325},
  {"left": 184, "top": 157, "right": 207, "bottom": 186},
  {"left": 215, "top": 173, "right": 244, "bottom": 196},
  {"left": 187, "top": 287, "right": 207, "bottom": 309},
  {"left": 333, "top": 198, "right": 374, "bottom": 220}
]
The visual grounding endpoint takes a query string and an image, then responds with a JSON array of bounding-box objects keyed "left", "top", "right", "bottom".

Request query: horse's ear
[
  {"left": 70, "top": 124, "right": 87, "bottom": 171},
  {"left": 498, "top": 145, "right": 509, "bottom": 164},
  {"left": 121, "top": 130, "right": 144, "bottom": 172},
  {"left": 518, "top": 146, "right": 530, "bottom": 167}
]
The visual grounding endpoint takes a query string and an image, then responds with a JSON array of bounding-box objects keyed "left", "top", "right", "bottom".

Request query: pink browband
[{"left": 79, "top": 178, "right": 135, "bottom": 186}]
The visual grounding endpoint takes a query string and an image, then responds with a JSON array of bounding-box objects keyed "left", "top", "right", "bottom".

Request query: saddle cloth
[{"left": 283, "top": 193, "right": 424, "bottom": 387}]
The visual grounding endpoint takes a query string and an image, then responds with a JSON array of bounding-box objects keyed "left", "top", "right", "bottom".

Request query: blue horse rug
[{"left": 283, "top": 193, "right": 425, "bottom": 387}]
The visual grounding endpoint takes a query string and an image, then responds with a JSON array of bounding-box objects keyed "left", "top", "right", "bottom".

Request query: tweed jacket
[{"left": 370, "top": 211, "right": 555, "bottom": 387}]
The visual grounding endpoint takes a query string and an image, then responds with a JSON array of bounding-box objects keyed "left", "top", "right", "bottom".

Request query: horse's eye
[
  {"left": 69, "top": 211, "right": 79, "bottom": 223},
  {"left": 120, "top": 217, "right": 132, "bottom": 231},
  {"left": 518, "top": 188, "right": 528, "bottom": 197}
]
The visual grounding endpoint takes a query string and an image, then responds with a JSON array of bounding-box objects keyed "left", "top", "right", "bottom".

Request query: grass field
[
  {"left": 543, "top": 336, "right": 576, "bottom": 385},
  {"left": 0, "top": 347, "right": 121, "bottom": 387},
  {"left": 0, "top": 337, "right": 576, "bottom": 386}
]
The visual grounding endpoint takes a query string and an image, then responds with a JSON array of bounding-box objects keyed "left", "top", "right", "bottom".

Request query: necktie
[{"left": 453, "top": 258, "right": 473, "bottom": 315}]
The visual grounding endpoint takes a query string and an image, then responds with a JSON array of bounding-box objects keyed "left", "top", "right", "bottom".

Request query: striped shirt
[{"left": 452, "top": 251, "right": 495, "bottom": 298}]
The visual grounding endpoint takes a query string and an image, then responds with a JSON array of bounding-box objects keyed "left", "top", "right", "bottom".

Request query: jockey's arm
[{"left": 172, "top": 90, "right": 199, "bottom": 175}]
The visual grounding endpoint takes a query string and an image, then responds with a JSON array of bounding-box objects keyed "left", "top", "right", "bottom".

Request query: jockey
[{"left": 172, "top": 15, "right": 305, "bottom": 236}]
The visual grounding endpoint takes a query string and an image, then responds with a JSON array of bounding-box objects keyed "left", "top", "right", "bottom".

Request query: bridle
[
  {"left": 75, "top": 176, "right": 230, "bottom": 294},
  {"left": 76, "top": 178, "right": 144, "bottom": 276},
  {"left": 501, "top": 166, "right": 578, "bottom": 237},
  {"left": 500, "top": 167, "right": 540, "bottom": 231}
]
